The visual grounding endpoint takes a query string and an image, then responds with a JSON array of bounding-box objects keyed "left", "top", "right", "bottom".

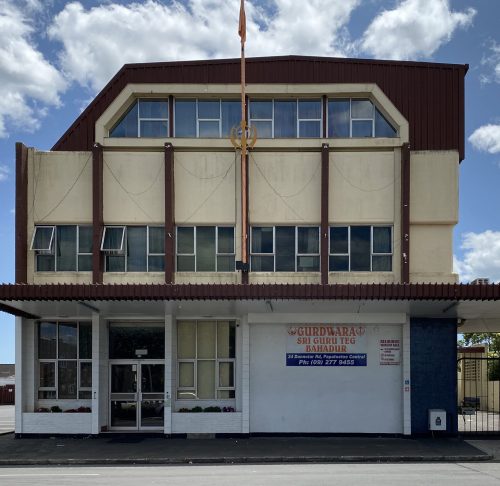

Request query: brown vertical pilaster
[
  {"left": 322, "top": 95, "right": 328, "bottom": 139},
  {"left": 165, "top": 143, "right": 175, "bottom": 284},
  {"left": 15, "top": 143, "right": 28, "bottom": 283},
  {"left": 321, "top": 143, "right": 329, "bottom": 285},
  {"left": 401, "top": 143, "right": 411, "bottom": 284},
  {"left": 168, "top": 95, "right": 174, "bottom": 138},
  {"left": 241, "top": 153, "right": 250, "bottom": 284},
  {"left": 92, "top": 143, "right": 103, "bottom": 284}
]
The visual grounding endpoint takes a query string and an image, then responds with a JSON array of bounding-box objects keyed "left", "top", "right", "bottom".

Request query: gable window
[
  {"left": 250, "top": 226, "right": 320, "bottom": 272},
  {"left": 38, "top": 321, "right": 92, "bottom": 400},
  {"left": 109, "top": 99, "right": 169, "bottom": 138},
  {"left": 329, "top": 225, "right": 393, "bottom": 272},
  {"left": 177, "top": 320, "right": 236, "bottom": 400},
  {"left": 32, "top": 225, "right": 92, "bottom": 272},
  {"left": 176, "top": 226, "right": 235, "bottom": 272},
  {"left": 328, "top": 99, "right": 397, "bottom": 138},
  {"left": 102, "top": 226, "right": 165, "bottom": 272},
  {"left": 174, "top": 99, "right": 240, "bottom": 138},
  {"left": 249, "top": 99, "right": 322, "bottom": 138}
]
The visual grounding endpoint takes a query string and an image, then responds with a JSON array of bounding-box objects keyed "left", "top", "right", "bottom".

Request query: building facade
[{"left": 1, "top": 56, "right": 499, "bottom": 436}]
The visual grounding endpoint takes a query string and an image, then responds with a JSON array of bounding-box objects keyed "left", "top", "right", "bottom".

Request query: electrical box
[{"left": 428, "top": 409, "right": 447, "bottom": 431}]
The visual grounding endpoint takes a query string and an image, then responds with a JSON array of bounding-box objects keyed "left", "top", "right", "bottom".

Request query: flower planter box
[
  {"left": 22, "top": 412, "right": 92, "bottom": 434},
  {"left": 172, "top": 412, "right": 242, "bottom": 434}
]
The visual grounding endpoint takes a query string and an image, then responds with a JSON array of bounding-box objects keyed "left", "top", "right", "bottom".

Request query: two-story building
[{"left": 1, "top": 55, "right": 499, "bottom": 437}]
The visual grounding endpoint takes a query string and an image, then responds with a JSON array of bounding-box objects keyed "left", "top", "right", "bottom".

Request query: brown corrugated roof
[
  {"left": 51, "top": 55, "right": 468, "bottom": 160},
  {"left": 0, "top": 283, "right": 498, "bottom": 302}
]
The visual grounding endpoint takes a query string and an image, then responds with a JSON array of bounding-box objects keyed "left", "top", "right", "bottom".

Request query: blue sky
[{"left": 1, "top": 0, "right": 500, "bottom": 363}]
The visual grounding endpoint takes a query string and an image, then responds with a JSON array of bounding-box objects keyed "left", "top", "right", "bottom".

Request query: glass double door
[{"left": 109, "top": 361, "right": 165, "bottom": 430}]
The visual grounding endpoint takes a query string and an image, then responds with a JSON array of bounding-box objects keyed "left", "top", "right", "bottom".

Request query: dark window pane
[
  {"left": 39, "top": 322, "right": 57, "bottom": 359},
  {"left": 199, "top": 120, "right": 220, "bottom": 137},
  {"left": 297, "top": 255, "right": 320, "bottom": 272},
  {"left": 56, "top": 226, "right": 77, "bottom": 271},
  {"left": 58, "top": 361, "right": 77, "bottom": 399},
  {"left": 177, "top": 227, "right": 194, "bottom": 253},
  {"left": 175, "top": 99, "right": 196, "bottom": 137},
  {"left": 32, "top": 226, "right": 54, "bottom": 250},
  {"left": 221, "top": 100, "right": 241, "bottom": 137},
  {"left": 217, "top": 227, "right": 234, "bottom": 253},
  {"left": 139, "top": 99, "right": 168, "bottom": 118},
  {"left": 109, "top": 326, "right": 165, "bottom": 359},
  {"left": 140, "top": 120, "right": 168, "bottom": 137},
  {"left": 298, "top": 99, "right": 321, "bottom": 119},
  {"left": 329, "top": 255, "right": 349, "bottom": 271},
  {"left": 350, "top": 226, "right": 371, "bottom": 271},
  {"left": 149, "top": 227, "right": 165, "bottom": 254},
  {"left": 330, "top": 227, "right": 348, "bottom": 254},
  {"left": 351, "top": 99, "right": 373, "bottom": 119},
  {"left": 198, "top": 100, "right": 220, "bottom": 119},
  {"left": 250, "top": 100, "right": 272, "bottom": 119},
  {"left": 39, "top": 390, "right": 56, "bottom": 399},
  {"left": 373, "top": 226, "right": 392, "bottom": 253},
  {"left": 127, "top": 226, "right": 147, "bottom": 272},
  {"left": 148, "top": 255, "right": 165, "bottom": 271},
  {"left": 275, "top": 226, "right": 295, "bottom": 271},
  {"left": 106, "top": 255, "right": 125, "bottom": 272},
  {"left": 78, "top": 226, "right": 92, "bottom": 253},
  {"left": 251, "top": 227, "right": 273, "bottom": 253},
  {"left": 328, "top": 100, "right": 350, "bottom": 137},
  {"left": 251, "top": 120, "right": 272, "bottom": 138},
  {"left": 352, "top": 120, "right": 373, "bottom": 137},
  {"left": 79, "top": 322, "right": 92, "bottom": 359},
  {"left": 80, "top": 362, "right": 92, "bottom": 388},
  {"left": 251, "top": 255, "right": 274, "bottom": 271},
  {"left": 217, "top": 255, "right": 235, "bottom": 271},
  {"left": 177, "top": 255, "right": 195, "bottom": 271},
  {"left": 375, "top": 108, "right": 397, "bottom": 137},
  {"left": 297, "top": 227, "right": 319, "bottom": 254},
  {"left": 58, "top": 322, "right": 77, "bottom": 359},
  {"left": 37, "top": 254, "right": 55, "bottom": 271},
  {"left": 39, "top": 362, "right": 55, "bottom": 387},
  {"left": 102, "top": 227, "right": 124, "bottom": 251},
  {"left": 274, "top": 100, "right": 297, "bottom": 138},
  {"left": 196, "top": 226, "right": 216, "bottom": 271},
  {"left": 110, "top": 102, "right": 138, "bottom": 137},
  {"left": 79, "top": 391, "right": 92, "bottom": 399},
  {"left": 78, "top": 255, "right": 92, "bottom": 271},
  {"left": 372, "top": 255, "right": 392, "bottom": 271},
  {"left": 299, "top": 120, "right": 321, "bottom": 138}
]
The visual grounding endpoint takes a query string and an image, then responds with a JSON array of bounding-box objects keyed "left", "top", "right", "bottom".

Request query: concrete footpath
[{"left": 0, "top": 433, "right": 494, "bottom": 465}]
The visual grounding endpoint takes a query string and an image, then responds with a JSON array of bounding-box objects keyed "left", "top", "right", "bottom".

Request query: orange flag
[{"left": 238, "top": 0, "right": 246, "bottom": 44}]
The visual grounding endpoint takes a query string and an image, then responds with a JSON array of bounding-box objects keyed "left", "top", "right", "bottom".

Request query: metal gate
[
  {"left": 0, "top": 385, "right": 15, "bottom": 405},
  {"left": 458, "top": 357, "right": 500, "bottom": 435}
]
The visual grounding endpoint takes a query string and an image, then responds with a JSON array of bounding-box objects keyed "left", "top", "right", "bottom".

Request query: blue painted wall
[{"left": 410, "top": 318, "right": 457, "bottom": 435}]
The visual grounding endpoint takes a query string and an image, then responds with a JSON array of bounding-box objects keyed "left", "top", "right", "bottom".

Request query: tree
[{"left": 458, "top": 333, "right": 500, "bottom": 381}]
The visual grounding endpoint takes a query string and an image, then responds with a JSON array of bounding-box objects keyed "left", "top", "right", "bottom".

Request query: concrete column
[
  {"left": 241, "top": 316, "right": 250, "bottom": 433},
  {"left": 15, "top": 317, "right": 23, "bottom": 434},
  {"left": 164, "top": 311, "right": 173, "bottom": 435},
  {"left": 403, "top": 316, "right": 411, "bottom": 435},
  {"left": 91, "top": 311, "right": 100, "bottom": 435}
]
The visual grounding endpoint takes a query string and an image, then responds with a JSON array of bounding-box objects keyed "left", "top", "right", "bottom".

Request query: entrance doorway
[{"left": 109, "top": 361, "right": 165, "bottom": 431}]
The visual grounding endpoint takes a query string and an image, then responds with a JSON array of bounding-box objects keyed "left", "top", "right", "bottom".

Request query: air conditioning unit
[
  {"left": 471, "top": 278, "right": 490, "bottom": 285},
  {"left": 429, "top": 409, "right": 446, "bottom": 431}
]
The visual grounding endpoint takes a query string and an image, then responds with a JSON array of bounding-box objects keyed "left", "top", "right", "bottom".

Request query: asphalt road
[{"left": 1, "top": 463, "right": 500, "bottom": 486}]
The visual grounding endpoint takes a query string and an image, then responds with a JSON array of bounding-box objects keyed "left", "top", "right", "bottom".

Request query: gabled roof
[{"left": 51, "top": 55, "right": 468, "bottom": 160}]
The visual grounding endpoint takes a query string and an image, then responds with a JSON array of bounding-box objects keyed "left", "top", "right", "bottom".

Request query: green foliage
[
  {"left": 203, "top": 406, "right": 222, "bottom": 413},
  {"left": 459, "top": 333, "right": 500, "bottom": 353}
]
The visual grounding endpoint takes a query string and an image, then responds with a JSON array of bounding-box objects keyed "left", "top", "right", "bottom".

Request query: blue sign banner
[{"left": 286, "top": 353, "right": 367, "bottom": 367}]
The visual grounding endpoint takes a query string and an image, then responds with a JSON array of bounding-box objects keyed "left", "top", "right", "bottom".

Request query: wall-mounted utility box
[{"left": 428, "top": 409, "right": 447, "bottom": 431}]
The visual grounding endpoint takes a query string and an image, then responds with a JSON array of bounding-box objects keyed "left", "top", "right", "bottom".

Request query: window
[
  {"left": 32, "top": 225, "right": 92, "bottom": 272},
  {"left": 110, "top": 99, "right": 169, "bottom": 138},
  {"left": 177, "top": 320, "right": 236, "bottom": 400},
  {"left": 329, "top": 226, "right": 393, "bottom": 272},
  {"left": 38, "top": 321, "right": 92, "bottom": 400},
  {"left": 176, "top": 226, "right": 235, "bottom": 272},
  {"left": 102, "top": 226, "right": 165, "bottom": 272},
  {"left": 251, "top": 226, "right": 320, "bottom": 272},
  {"left": 174, "top": 99, "right": 240, "bottom": 138},
  {"left": 249, "top": 99, "right": 322, "bottom": 138},
  {"left": 328, "top": 98, "right": 397, "bottom": 138}
]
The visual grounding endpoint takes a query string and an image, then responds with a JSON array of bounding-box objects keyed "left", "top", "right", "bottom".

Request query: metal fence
[{"left": 0, "top": 385, "right": 14, "bottom": 405}]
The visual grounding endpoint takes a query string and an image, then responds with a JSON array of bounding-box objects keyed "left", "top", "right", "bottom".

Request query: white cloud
[
  {"left": 469, "top": 124, "right": 500, "bottom": 154},
  {"left": 480, "top": 42, "right": 500, "bottom": 85},
  {"left": 454, "top": 231, "right": 500, "bottom": 283},
  {"left": 0, "top": 165, "right": 9, "bottom": 182},
  {"left": 360, "top": 0, "right": 476, "bottom": 60},
  {"left": 48, "top": 0, "right": 360, "bottom": 92},
  {"left": 0, "top": 0, "right": 67, "bottom": 137}
]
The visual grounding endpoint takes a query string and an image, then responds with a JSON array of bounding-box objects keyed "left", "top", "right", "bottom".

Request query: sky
[{"left": 0, "top": 0, "right": 500, "bottom": 363}]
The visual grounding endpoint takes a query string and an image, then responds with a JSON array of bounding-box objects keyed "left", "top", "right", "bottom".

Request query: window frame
[
  {"left": 176, "top": 320, "right": 236, "bottom": 401},
  {"left": 250, "top": 226, "right": 320, "bottom": 272},
  {"left": 101, "top": 226, "right": 126, "bottom": 252},
  {"left": 37, "top": 321, "right": 92, "bottom": 401},
  {"left": 328, "top": 225, "right": 393, "bottom": 272},
  {"left": 30, "top": 226, "right": 55, "bottom": 253},
  {"left": 175, "top": 226, "right": 235, "bottom": 272}
]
